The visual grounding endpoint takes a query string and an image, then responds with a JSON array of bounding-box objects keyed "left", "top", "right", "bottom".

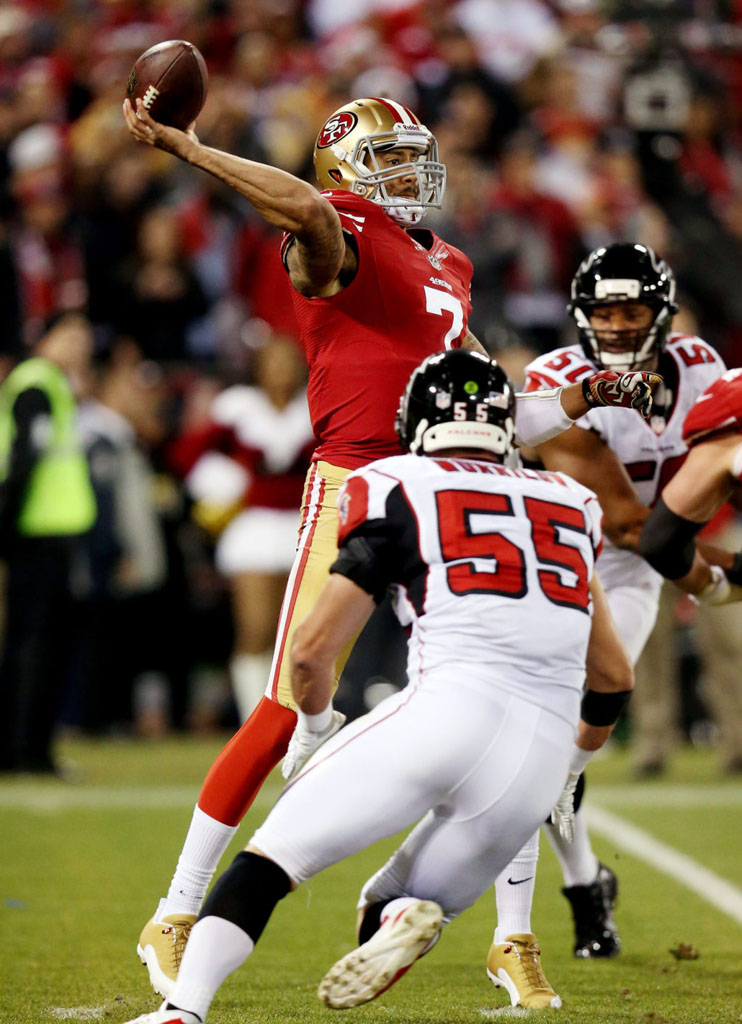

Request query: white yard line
[
  {"left": 0, "top": 782, "right": 283, "bottom": 812},
  {"left": 4, "top": 780, "right": 739, "bottom": 811},
  {"left": 585, "top": 804, "right": 742, "bottom": 925},
  {"left": 589, "top": 785, "right": 742, "bottom": 807},
  {"left": 5, "top": 782, "right": 742, "bottom": 926},
  {"left": 0, "top": 785, "right": 200, "bottom": 811},
  {"left": 49, "top": 1007, "right": 106, "bottom": 1020}
]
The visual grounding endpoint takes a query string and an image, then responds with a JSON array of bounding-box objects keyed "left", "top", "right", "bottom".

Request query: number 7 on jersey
[{"left": 425, "top": 286, "right": 465, "bottom": 348}]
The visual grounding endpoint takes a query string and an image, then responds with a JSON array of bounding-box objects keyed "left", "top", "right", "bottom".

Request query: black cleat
[{"left": 562, "top": 863, "right": 621, "bottom": 958}]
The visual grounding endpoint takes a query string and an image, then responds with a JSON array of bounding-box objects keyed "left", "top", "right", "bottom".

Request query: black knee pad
[{"left": 199, "top": 851, "right": 291, "bottom": 943}]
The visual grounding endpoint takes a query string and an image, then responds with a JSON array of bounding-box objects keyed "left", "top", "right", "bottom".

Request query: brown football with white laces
[{"left": 126, "top": 40, "right": 208, "bottom": 130}]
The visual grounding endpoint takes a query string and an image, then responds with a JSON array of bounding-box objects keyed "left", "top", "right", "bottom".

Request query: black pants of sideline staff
[{"left": 0, "top": 536, "right": 79, "bottom": 774}]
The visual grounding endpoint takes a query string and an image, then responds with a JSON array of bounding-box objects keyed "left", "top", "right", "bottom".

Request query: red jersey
[
  {"left": 683, "top": 368, "right": 742, "bottom": 445},
  {"left": 684, "top": 368, "right": 742, "bottom": 534},
  {"left": 281, "top": 191, "right": 473, "bottom": 469}
]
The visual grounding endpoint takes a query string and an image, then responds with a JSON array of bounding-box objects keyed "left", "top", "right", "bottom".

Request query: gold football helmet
[{"left": 313, "top": 97, "right": 446, "bottom": 226}]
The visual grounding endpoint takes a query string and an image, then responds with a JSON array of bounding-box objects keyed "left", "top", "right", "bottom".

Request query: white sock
[
  {"left": 167, "top": 915, "right": 254, "bottom": 1022},
  {"left": 231, "top": 652, "right": 272, "bottom": 722},
  {"left": 493, "top": 829, "right": 540, "bottom": 943},
  {"left": 544, "top": 809, "right": 599, "bottom": 887},
  {"left": 160, "top": 805, "right": 239, "bottom": 917}
]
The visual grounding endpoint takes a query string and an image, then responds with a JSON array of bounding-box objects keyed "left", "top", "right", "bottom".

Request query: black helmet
[
  {"left": 396, "top": 349, "right": 516, "bottom": 459},
  {"left": 568, "top": 243, "right": 679, "bottom": 372}
]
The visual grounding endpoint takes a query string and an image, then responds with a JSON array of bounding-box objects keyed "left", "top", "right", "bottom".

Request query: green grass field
[{"left": 2, "top": 736, "right": 741, "bottom": 1024}]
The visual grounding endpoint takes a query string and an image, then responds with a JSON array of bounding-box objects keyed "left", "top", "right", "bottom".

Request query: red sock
[{"left": 198, "top": 696, "right": 297, "bottom": 825}]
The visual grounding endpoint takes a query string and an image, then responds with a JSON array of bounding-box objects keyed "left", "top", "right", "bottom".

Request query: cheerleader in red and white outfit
[{"left": 172, "top": 336, "right": 314, "bottom": 719}]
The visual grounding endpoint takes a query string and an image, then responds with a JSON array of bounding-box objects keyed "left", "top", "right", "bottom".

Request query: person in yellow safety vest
[{"left": 0, "top": 312, "right": 96, "bottom": 774}]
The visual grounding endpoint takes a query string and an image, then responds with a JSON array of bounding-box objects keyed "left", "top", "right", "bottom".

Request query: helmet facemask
[
  {"left": 567, "top": 245, "right": 679, "bottom": 373},
  {"left": 315, "top": 99, "right": 446, "bottom": 225},
  {"left": 572, "top": 301, "right": 672, "bottom": 373},
  {"left": 325, "top": 124, "right": 445, "bottom": 225}
]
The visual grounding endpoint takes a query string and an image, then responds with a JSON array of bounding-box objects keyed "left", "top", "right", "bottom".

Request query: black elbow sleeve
[
  {"left": 330, "top": 535, "right": 389, "bottom": 603},
  {"left": 638, "top": 497, "right": 706, "bottom": 579},
  {"left": 581, "top": 688, "right": 632, "bottom": 727}
]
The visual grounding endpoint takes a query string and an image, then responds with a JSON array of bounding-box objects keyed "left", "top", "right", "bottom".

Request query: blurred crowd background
[{"left": 1, "top": 0, "right": 741, "bottom": 772}]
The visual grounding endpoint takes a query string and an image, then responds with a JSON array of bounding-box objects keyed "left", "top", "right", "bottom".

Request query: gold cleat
[
  {"left": 486, "top": 932, "right": 561, "bottom": 1009},
  {"left": 137, "top": 913, "right": 197, "bottom": 998}
]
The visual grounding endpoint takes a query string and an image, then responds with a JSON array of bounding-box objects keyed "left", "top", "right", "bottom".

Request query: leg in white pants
[
  {"left": 252, "top": 674, "right": 574, "bottom": 920},
  {"left": 545, "top": 581, "right": 659, "bottom": 880},
  {"left": 496, "top": 580, "right": 659, "bottom": 934},
  {"left": 161, "top": 677, "right": 574, "bottom": 1022}
]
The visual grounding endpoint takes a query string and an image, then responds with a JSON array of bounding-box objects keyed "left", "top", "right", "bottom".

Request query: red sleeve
[
  {"left": 280, "top": 191, "right": 369, "bottom": 264},
  {"left": 683, "top": 371, "right": 742, "bottom": 444},
  {"left": 280, "top": 229, "right": 294, "bottom": 266}
]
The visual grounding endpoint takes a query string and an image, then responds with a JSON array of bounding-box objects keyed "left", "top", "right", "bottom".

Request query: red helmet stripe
[{"left": 369, "top": 96, "right": 418, "bottom": 124}]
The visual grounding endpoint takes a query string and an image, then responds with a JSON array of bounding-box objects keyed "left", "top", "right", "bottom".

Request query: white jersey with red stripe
[
  {"left": 337, "top": 453, "right": 603, "bottom": 725},
  {"left": 524, "top": 333, "right": 726, "bottom": 593}
]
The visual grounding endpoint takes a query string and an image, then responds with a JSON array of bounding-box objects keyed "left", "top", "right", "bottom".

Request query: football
[{"left": 126, "top": 39, "right": 208, "bottom": 131}]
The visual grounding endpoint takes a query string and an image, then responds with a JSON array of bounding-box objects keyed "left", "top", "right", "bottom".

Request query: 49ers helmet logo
[{"left": 317, "top": 111, "right": 358, "bottom": 148}]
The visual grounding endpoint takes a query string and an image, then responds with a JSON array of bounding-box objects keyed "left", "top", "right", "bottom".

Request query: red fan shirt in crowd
[{"left": 233, "top": 222, "right": 301, "bottom": 342}]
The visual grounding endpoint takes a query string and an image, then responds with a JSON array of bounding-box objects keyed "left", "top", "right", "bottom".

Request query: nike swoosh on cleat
[{"left": 507, "top": 876, "right": 534, "bottom": 885}]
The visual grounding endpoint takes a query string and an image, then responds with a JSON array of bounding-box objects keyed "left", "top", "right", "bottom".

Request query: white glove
[
  {"left": 696, "top": 565, "right": 742, "bottom": 606},
  {"left": 281, "top": 709, "right": 346, "bottom": 780},
  {"left": 550, "top": 771, "right": 581, "bottom": 843}
]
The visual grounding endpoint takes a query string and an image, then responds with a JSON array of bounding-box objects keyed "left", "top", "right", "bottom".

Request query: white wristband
[
  {"left": 569, "top": 745, "right": 595, "bottom": 775},
  {"left": 297, "top": 705, "right": 333, "bottom": 733},
  {"left": 514, "top": 388, "right": 575, "bottom": 446}
]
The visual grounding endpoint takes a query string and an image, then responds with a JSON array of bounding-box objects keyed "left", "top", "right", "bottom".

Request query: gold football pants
[{"left": 267, "top": 460, "right": 356, "bottom": 709}]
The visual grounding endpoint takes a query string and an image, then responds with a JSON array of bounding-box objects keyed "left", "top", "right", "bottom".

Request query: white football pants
[
  {"left": 251, "top": 670, "right": 575, "bottom": 921},
  {"left": 604, "top": 579, "right": 661, "bottom": 666},
  {"left": 493, "top": 576, "right": 660, "bottom": 913}
]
